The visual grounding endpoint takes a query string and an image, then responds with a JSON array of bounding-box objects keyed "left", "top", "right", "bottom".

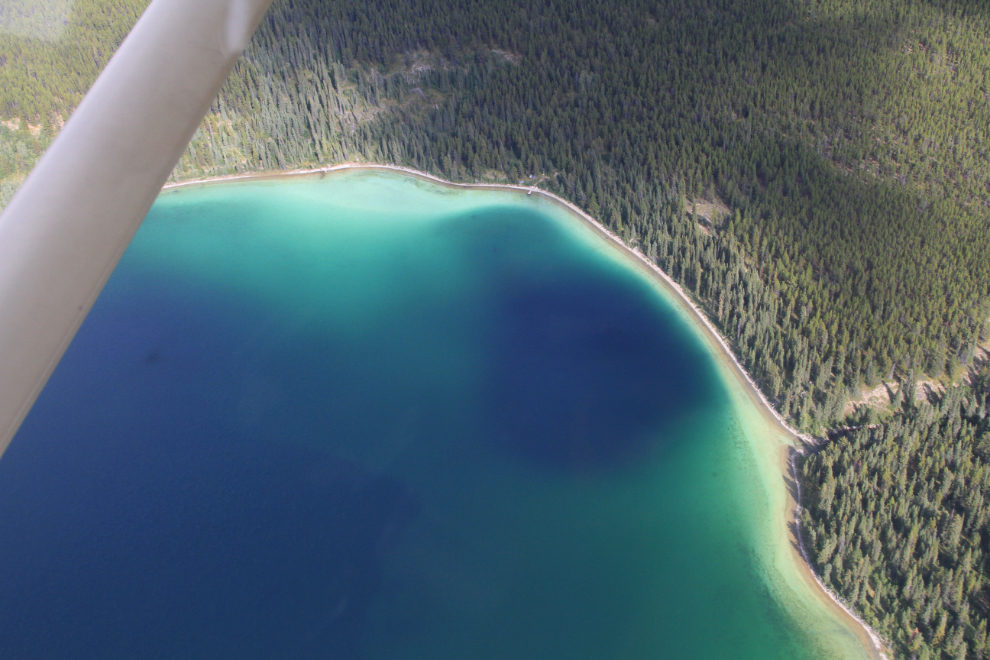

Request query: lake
[{"left": 0, "top": 169, "right": 873, "bottom": 659}]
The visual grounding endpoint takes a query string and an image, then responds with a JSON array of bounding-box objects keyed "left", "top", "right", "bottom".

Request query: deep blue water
[{"left": 0, "top": 172, "right": 863, "bottom": 659}]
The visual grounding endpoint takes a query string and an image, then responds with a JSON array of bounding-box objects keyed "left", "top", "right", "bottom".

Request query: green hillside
[
  {"left": 800, "top": 365, "right": 990, "bottom": 659},
  {"left": 0, "top": 0, "right": 149, "bottom": 199}
]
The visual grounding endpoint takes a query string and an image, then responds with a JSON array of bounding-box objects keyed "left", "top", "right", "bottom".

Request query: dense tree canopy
[{"left": 801, "top": 365, "right": 990, "bottom": 659}]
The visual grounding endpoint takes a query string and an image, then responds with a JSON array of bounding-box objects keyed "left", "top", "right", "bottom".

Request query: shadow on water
[{"left": 0, "top": 430, "right": 418, "bottom": 660}]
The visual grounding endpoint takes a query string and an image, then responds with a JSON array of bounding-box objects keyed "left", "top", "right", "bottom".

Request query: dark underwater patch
[
  {"left": 0, "top": 399, "right": 417, "bottom": 660},
  {"left": 483, "top": 271, "right": 709, "bottom": 470},
  {"left": 441, "top": 205, "right": 712, "bottom": 470}
]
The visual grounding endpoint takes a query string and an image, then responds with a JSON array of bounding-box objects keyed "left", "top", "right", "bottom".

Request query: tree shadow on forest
[
  {"left": 692, "top": 0, "right": 990, "bottom": 369},
  {"left": 782, "top": 446, "right": 813, "bottom": 567}
]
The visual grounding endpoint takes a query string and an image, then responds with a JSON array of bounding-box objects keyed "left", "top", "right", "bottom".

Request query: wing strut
[{"left": 0, "top": 0, "right": 273, "bottom": 458}]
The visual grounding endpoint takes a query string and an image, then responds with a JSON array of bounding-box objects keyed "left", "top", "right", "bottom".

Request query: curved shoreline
[
  {"left": 789, "top": 452, "right": 890, "bottom": 660},
  {"left": 162, "top": 162, "right": 888, "bottom": 659}
]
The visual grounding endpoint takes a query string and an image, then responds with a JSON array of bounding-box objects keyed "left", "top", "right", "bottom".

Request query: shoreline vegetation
[{"left": 161, "top": 162, "right": 889, "bottom": 660}]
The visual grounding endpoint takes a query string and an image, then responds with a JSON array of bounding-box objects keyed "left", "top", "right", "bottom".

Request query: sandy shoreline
[
  {"left": 162, "top": 162, "right": 888, "bottom": 659},
  {"left": 788, "top": 450, "right": 889, "bottom": 660}
]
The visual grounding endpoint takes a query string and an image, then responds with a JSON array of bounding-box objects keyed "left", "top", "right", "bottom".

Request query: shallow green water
[{"left": 0, "top": 170, "right": 872, "bottom": 660}]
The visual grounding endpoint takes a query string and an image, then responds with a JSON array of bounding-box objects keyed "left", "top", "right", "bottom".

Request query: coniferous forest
[
  {"left": 2, "top": 0, "right": 990, "bottom": 657},
  {"left": 801, "top": 366, "right": 990, "bottom": 660}
]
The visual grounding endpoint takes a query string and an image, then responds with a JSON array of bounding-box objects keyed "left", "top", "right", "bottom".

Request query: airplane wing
[{"left": 0, "top": 0, "right": 273, "bottom": 457}]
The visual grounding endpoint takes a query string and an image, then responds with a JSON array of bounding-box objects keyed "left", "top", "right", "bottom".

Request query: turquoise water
[{"left": 0, "top": 170, "right": 871, "bottom": 659}]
